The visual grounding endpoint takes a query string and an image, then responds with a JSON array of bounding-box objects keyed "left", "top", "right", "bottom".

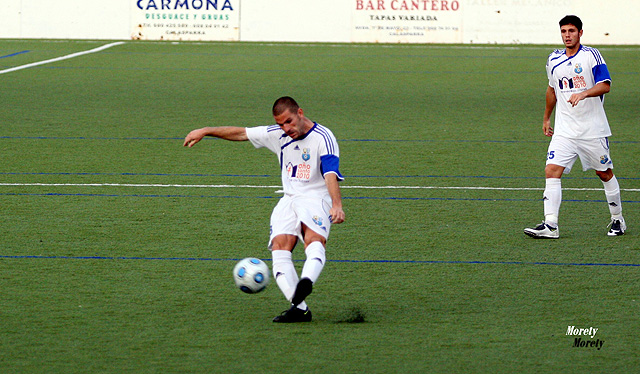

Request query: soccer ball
[{"left": 233, "top": 258, "right": 270, "bottom": 294}]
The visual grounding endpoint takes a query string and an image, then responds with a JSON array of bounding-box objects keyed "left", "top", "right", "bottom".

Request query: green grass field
[{"left": 1, "top": 39, "right": 639, "bottom": 373}]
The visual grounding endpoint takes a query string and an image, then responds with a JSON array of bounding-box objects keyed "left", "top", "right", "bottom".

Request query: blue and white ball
[{"left": 233, "top": 258, "right": 270, "bottom": 293}]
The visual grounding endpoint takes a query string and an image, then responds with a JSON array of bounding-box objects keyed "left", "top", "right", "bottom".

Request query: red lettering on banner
[
  {"left": 381, "top": 0, "right": 459, "bottom": 11},
  {"left": 356, "top": 0, "right": 386, "bottom": 10}
]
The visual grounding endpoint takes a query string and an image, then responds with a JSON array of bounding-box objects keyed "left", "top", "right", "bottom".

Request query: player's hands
[
  {"left": 542, "top": 119, "right": 553, "bottom": 137},
  {"left": 567, "top": 92, "right": 587, "bottom": 107},
  {"left": 329, "top": 206, "right": 345, "bottom": 224},
  {"left": 183, "top": 129, "right": 206, "bottom": 147}
]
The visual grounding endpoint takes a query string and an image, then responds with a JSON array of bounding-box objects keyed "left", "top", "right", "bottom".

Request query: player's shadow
[{"left": 335, "top": 306, "right": 367, "bottom": 323}]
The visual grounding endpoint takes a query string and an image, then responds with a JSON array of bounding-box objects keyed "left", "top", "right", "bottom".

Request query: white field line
[
  {"left": 1, "top": 182, "right": 639, "bottom": 192},
  {"left": 0, "top": 42, "right": 125, "bottom": 75}
]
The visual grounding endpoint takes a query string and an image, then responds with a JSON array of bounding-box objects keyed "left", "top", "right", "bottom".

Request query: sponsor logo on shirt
[
  {"left": 559, "top": 75, "right": 586, "bottom": 90},
  {"left": 286, "top": 162, "right": 311, "bottom": 180}
]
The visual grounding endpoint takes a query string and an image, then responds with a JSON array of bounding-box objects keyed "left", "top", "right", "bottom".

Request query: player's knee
[
  {"left": 545, "top": 164, "right": 564, "bottom": 178},
  {"left": 271, "top": 234, "right": 297, "bottom": 251},
  {"left": 596, "top": 169, "right": 613, "bottom": 182},
  {"left": 303, "top": 233, "right": 326, "bottom": 248}
]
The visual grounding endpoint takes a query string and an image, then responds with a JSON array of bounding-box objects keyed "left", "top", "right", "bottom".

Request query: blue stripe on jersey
[
  {"left": 311, "top": 123, "right": 337, "bottom": 155},
  {"left": 320, "top": 154, "right": 344, "bottom": 180},
  {"left": 583, "top": 46, "right": 604, "bottom": 65},
  {"left": 267, "top": 125, "right": 288, "bottom": 141},
  {"left": 550, "top": 58, "right": 568, "bottom": 75},
  {"left": 548, "top": 49, "right": 564, "bottom": 65},
  {"left": 279, "top": 138, "right": 295, "bottom": 169},
  {"left": 593, "top": 63, "right": 611, "bottom": 84},
  {"left": 551, "top": 45, "right": 608, "bottom": 76},
  {"left": 550, "top": 48, "right": 572, "bottom": 75}
]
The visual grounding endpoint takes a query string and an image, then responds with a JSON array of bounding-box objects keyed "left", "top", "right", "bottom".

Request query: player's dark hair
[
  {"left": 273, "top": 96, "right": 300, "bottom": 116},
  {"left": 559, "top": 15, "right": 582, "bottom": 31}
]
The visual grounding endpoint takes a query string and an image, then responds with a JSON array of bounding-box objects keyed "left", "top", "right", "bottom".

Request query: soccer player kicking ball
[
  {"left": 525, "top": 15, "right": 626, "bottom": 239},
  {"left": 184, "top": 96, "right": 345, "bottom": 322}
]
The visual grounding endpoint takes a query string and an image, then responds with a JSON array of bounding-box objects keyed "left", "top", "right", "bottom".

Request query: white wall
[
  {"left": 461, "top": 0, "right": 640, "bottom": 45},
  {"left": 0, "top": 0, "right": 131, "bottom": 40},
  {"left": 240, "top": 0, "right": 352, "bottom": 43},
  {"left": 0, "top": 0, "right": 638, "bottom": 44}
]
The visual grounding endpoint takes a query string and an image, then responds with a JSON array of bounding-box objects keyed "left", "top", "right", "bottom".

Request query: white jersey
[
  {"left": 546, "top": 45, "right": 612, "bottom": 139},
  {"left": 246, "top": 123, "right": 344, "bottom": 198}
]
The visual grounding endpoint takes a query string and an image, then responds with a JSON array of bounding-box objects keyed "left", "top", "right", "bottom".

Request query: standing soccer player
[
  {"left": 524, "top": 15, "right": 625, "bottom": 239},
  {"left": 184, "top": 96, "right": 345, "bottom": 322}
]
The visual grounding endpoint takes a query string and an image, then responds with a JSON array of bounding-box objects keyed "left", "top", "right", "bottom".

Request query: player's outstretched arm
[
  {"left": 325, "top": 173, "right": 345, "bottom": 224},
  {"left": 183, "top": 126, "right": 248, "bottom": 147}
]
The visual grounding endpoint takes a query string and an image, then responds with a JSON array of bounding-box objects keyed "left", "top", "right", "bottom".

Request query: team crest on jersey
[
  {"left": 302, "top": 148, "right": 311, "bottom": 161},
  {"left": 600, "top": 155, "right": 610, "bottom": 164},
  {"left": 312, "top": 215, "right": 327, "bottom": 232},
  {"left": 574, "top": 63, "right": 583, "bottom": 74}
]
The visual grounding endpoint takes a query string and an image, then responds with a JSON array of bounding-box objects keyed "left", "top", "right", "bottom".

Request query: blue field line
[
  {"left": 0, "top": 136, "right": 183, "bottom": 140},
  {"left": 2, "top": 135, "right": 639, "bottom": 145},
  {"left": 1, "top": 191, "right": 640, "bottom": 203},
  {"left": 0, "top": 50, "right": 30, "bottom": 59},
  {"left": 0, "top": 171, "right": 274, "bottom": 178},
  {"left": 2, "top": 171, "right": 639, "bottom": 181},
  {"left": 1, "top": 254, "right": 638, "bottom": 267}
]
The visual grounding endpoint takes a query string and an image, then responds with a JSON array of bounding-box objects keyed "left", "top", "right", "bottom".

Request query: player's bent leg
[
  {"left": 300, "top": 241, "right": 326, "bottom": 284},
  {"left": 272, "top": 250, "right": 312, "bottom": 323},
  {"left": 271, "top": 235, "right": 313, "bottom": 322},
  {"left": 292, "top": 245, "right": 322, "bottom": 307},
  {"left": 291, "top": 227, "right": 327, "bottom": 307}
]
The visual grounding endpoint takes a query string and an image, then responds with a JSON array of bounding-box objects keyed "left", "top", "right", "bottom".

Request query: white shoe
[
  {"left": 607, "top": 217, "right": 626, "bottom": 236},
  {"left": 524, "top": 222, "right": 559, "bottom": 239}
]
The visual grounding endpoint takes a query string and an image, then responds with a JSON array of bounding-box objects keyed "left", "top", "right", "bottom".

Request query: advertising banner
[
  {"left": 352, "top": 0, "right": 463, "bottom": 43},
  {"left": 131, "top": 0, "right": 240, "bottom": 41}
]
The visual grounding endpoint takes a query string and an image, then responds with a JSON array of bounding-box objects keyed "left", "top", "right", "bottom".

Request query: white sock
[
  {"left": 602, "top": 175, "right": 623, "bottom": 218},
  {"left": 543, "top": 178, "right": 562, "bottom": 227},
  {"left": 272, "top": 250, "right": 307, "bottom": 310},
  {"left": 300, "top": 241, "right": 326, "bottom": 284}
]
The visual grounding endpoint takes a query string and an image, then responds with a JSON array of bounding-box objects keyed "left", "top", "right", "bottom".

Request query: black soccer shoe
[
  {"left": 291, "top": 278, "right": 313, "bottom": 307},
  {"left": 524, "top": 222, "right": 559, "bottom": 239},
  {"left": 607, "top": 218, "right": 627, "bottom": 236},
  {"left": 272, "top": 306, "right": 312, "bottom": 323}
]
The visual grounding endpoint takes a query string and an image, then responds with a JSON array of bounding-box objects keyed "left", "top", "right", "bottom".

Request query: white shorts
[
  {"left": 268, "top": 194, "right": 332, "bottom": 250},
  {"left": 546, "top": 136, "right": 613, "bottom": 174}
]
